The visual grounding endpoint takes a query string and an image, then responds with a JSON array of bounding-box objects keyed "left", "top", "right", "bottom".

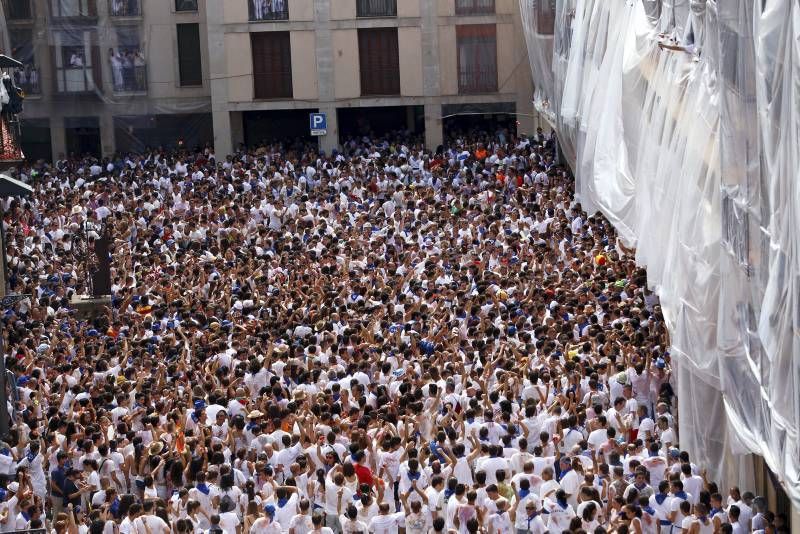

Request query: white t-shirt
[
  {"left": 287, "top": 514, "right": 313, "bottom": 534},
  {"left": 368, "top": 513, "right": 404, "bottom": 534},
  {"left": 218, "top": 511, "right": 240, "bottom": 534},
  {"left": 489, "top": 511, "right": 514, "bottom": 534}
]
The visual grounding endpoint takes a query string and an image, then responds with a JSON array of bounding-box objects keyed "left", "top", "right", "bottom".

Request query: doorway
[{"left": 65, "top": 117, "right": 101, "bottom": 158}]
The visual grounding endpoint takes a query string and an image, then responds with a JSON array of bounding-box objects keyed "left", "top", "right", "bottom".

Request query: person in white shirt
[
  {"left": 132, "top": 501, "right": 170, "bottom": 534},
  {"left": 367, "top": 503, "right": 404, "bottom": 534},
  {"left": 488, "top": 498, "right": 514, "bottom": 534},
  {"left": 250, "top": 505, "right": 283, "bottom": 534},
  {"left": 338, "top": 505, "right": 368, "bottom": 534}
]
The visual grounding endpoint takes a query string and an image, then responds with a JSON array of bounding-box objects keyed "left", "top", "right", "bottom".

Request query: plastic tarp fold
[{"left": 519, "top": 0, "right": 800, "bottom": 506}]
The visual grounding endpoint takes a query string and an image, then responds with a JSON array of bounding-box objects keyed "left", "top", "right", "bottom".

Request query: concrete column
[
  {"left": 230, "top": 111, "right": 244, "bottom": 150},
  {"left": 424, "top": 103, "right": 442, "bottom": 150},
  {"left": 205, "top": 0, "right": 233, "bottom": 157},
  {"left": 212, "top": 111, "right": 233, "bottom": 159},
  {"left": 314, "top": 0, "right": 338, "bottom": 154},
  {"left": 318, "top": 106, "right": 338, "bottom": 155},
  {"left": 99, "top": 112, "right": 116, "bottom": 157},
  {"left": 50, "top": 118, "right": 67, "bottom": 160}
]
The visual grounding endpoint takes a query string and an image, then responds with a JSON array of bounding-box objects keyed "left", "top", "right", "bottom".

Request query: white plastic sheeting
[{"left": 519, "top": 0, "right": 800, "bottom": 507}]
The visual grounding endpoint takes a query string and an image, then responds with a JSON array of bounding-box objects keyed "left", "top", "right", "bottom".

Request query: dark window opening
[
  {"left": 175, "top": 0, "right": 197, "bottom": 12},
  {"left": 177, "top": 23, "right": 202, "bottom": 86}
]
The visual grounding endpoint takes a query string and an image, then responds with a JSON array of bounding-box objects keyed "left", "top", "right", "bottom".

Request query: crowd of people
[{"left": 0, "top": 128, "right": 786, "bottom": 534}]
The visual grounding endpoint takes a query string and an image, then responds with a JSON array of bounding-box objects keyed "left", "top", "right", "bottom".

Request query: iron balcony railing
[
  {"left": 356, "top": 0, "right": 396, "bottom": 17},
  {"left": 455, "top": 0, "right": 495, "bottom": 15}
]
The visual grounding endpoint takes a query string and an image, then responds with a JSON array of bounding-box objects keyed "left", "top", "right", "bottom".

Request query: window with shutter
[
  {"left": 251, "top": 32, "right": 293, "bottom": 99},
  {"left": 177, "top": 23, "right": 202, "bottom": 87},
  {"left": 456, "top": 24, "right": 498, "bottom": 94},
  {"left": 358, "top": 28, "right": 400, "bottom": 96}
]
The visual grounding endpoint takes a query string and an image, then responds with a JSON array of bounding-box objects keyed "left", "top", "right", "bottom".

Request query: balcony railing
[
  {"left": 458, "top": 67, "right": 498, "bottom": 94},
  {"left": 55, "top": 65, "right": 96, "bottom": 93},
  {"left": 110, "top": 53, "right": 146, "bottom": 92},
  {"left": 356, "top": 0, "right": 396, "bottom": 17},
  {"left": 109, "top": 0, "right": 140, "bottom": 17},
  {"left": 50, "top": 0, "right": 97, "bottom": 18},
  {"left": 455, "top": 0, "right": 495, "bottom": 15},
  {"left": 13, "top": 66, "right": 40, "bottom": 95},
  {"left": 5, "top": 0, "right": 33, "bottom": 20},
  {"left": 248, "top": 0, "right": 288, "bottom": 21}
]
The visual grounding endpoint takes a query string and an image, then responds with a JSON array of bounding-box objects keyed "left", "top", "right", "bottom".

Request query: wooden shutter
[
  {"left": 177, "top": 23, "right": 202, "bottom": 86},
  {"left": 358, "top": 28, "right": 399, "bottom": 96},
  {"left": 456, "top": 24, "right": 497, "bottom": 94},
  {"left": 250, "top": 32, "right": 293, "bottom": 99}
]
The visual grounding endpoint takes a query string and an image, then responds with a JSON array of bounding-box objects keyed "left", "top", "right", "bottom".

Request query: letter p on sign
[{"left": 310, "top": 113, "right": 327, "bottom": 136}]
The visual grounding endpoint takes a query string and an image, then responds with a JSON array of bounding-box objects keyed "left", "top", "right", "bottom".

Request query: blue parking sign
[{"left": 310, "top": 113, "right": 327, "bottom": 136}]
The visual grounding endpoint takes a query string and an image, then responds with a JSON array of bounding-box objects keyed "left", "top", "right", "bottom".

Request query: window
[
  {"left": 356, "top": 0, "right": 396, "bottom": 17},
  {"left": 52, "top": 30, "right": 101, "bottom": 93},
  {"left": 455, "top": 0, "right": 494, "bottom": 15},
  {"left": 176, "top": 23, "right": 202, "bottom": 86},
  {"left": 536, "top": 0, "right": 556, "bottom": 35},
  {"left": 4, "top": 0, "right": 33, "bottom": 20},
  {"left": 251, "top": 32, "right": 293, "bottom": 99},
  {"left": 50, "top": 0, "right": 96, "bottom": 17},
  {"left": 109, "top": 0, "right": 140, "bottom": 16},
  {"left": 9, "top": 29, "right": 39, "bottom": 95},
  {"left": 110, "top": 27, "right": 146, "bottom": 92},
  {"left": 456, "top": 24, "right": 497, "bottom": 93},
  {"left": 358, "top": 28, "right": 400, "bottom": 96},
  {"left": 175, "top": 0, "right": 196, "bottom": 11},
  {"left": 248, "top": 0, "right": 288, "bottom": 21}
]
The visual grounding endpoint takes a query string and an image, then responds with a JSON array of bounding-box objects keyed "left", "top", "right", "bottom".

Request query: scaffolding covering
[{"left": 519, "top": 0, "right": 800, "bottom": 507}]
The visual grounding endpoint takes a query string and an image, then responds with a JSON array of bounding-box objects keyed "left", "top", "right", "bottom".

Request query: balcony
[
  {"left": 458, "top": 67, "right": 498, "bottom": 94},
  {"left": 356, "top": 0, "right": 396, "bottom": 18},
  {"left": 55, "top": 65, "right": 97, "bottom": 93},
  {"left": 109, "top": 0, "right": 140, "bottom": 17},
  {"left": 14, "top": 66, "right": 41, "bottom": 96},
  {"left": 4, "top": 0, "right": 33, "bottom": 21},
  {"left": 110, "top": 51, "right": 147, "bottom": 93},
  {"left": 50, "top": 0, "right": 97, "bottom": 19},
  {"left": 455, "top": 0, "right": 495, "bottom": 16},
  {"left": 248, "top": 0, "right": 288, "bottom": 22}
]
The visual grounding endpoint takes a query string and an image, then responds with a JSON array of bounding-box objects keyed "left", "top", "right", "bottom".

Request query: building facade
[{"left": 1, "top": 0, "right": 536, "bottom": 160}]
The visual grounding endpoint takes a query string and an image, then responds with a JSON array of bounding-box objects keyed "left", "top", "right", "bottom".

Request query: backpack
[{"left": 219, "top": 491, "right": 235, "bottom": 513}]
